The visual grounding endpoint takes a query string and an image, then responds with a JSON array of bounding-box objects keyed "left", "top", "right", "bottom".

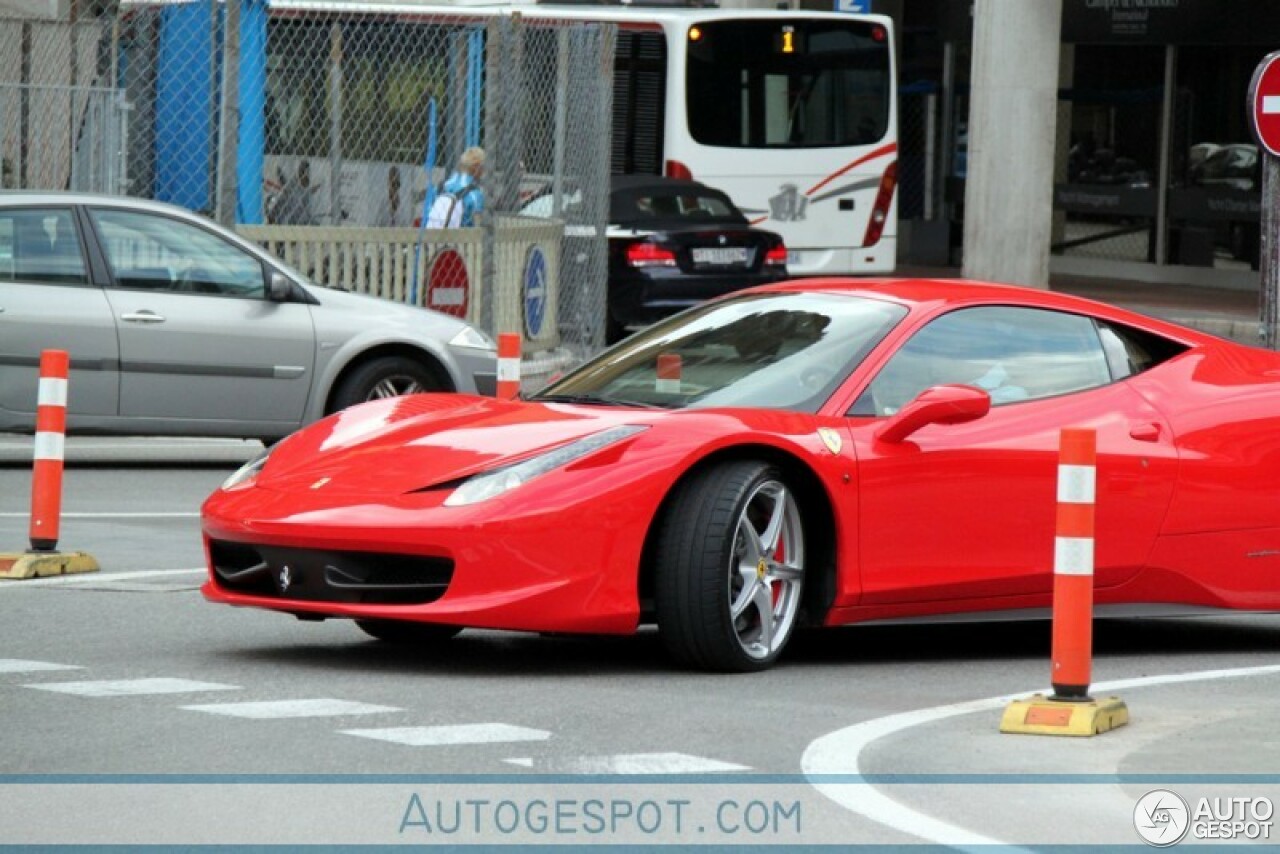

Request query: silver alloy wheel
[
  {"left": 727, "top": 479, "right": 805, "bottom": 660},
  {"left": 366, "top": 375, "right": 427, "bottom": 400}
]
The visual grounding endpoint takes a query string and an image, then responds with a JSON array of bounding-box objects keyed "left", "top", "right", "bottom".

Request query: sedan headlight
[
  {"left": 222, "top": 447, "right": 272, "bottom": 490},
  {"left": 449, "top": 325, "right": 496, "bottom": 351},
  {"left": 445, "top": 424, "right": 648, "bottom": 507}
]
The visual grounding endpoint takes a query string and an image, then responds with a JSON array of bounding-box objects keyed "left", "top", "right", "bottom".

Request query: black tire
[
  {"left": 355, "top": 619, "right": 462, "bottom": 645},
  {"left": 328, "top": 355, "right": 448, "bottom": 413},
  {"left": 654, "top": 460, "right": 807, "bottom": 673}
]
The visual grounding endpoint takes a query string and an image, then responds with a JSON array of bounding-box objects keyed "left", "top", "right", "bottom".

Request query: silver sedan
[{"left": 0, "top": 192, "right": 497, "bottom": 440}]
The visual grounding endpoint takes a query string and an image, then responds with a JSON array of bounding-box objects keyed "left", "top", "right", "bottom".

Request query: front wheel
[
  {"left": 355, "top": 619, "right": 462, "bottom": 645},
  {"left": 655, "top": 461, "right": 806, "bottom": 672},
  {"left": 328, "top": 355, "right": 447, "bottom": 413}
]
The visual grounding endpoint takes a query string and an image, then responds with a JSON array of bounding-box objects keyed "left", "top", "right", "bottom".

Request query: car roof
[
  {"left": 611, "top": 175, "right": 714, "bottom": 195},
  {"left": 609, "top": 175, "right": 745, "bottom": 227},
  {"left": 0, "top": 191, "right": 204, "bottom": 219},
  {"left": 757, "top": 276, "right": 1215, "bottom": 344}
]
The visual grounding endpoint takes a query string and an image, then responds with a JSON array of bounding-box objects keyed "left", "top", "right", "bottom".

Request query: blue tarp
[
  {"left": 154, "top": 0, "right": 267, "bottom": 223},
  {"left": 155, "top": 2, "right": 214, "bottom": 213}
]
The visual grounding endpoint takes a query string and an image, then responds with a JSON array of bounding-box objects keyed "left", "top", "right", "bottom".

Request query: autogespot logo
[{"left": 1135, "top": 789, "right": 1191, "bottom": 847}]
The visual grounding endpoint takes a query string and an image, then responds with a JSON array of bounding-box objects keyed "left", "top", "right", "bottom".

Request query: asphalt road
[{"left": 2, "top": 438, "right": 1280, "bottom": 847}]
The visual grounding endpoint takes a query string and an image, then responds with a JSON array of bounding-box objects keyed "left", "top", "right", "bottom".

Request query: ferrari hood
[{"left": 255, "top": 394, "right": 654, "bottom": 495}]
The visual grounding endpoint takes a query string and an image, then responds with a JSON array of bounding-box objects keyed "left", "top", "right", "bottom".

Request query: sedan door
[
  {"left": 87, "top": 207, "right": 316, "bottom": 433},
  {"left": 0, "top": 206, "right": 118, "bottom": 422},
  {"left": 846, "top": 305, "right": 1177, "bottom": 606}
]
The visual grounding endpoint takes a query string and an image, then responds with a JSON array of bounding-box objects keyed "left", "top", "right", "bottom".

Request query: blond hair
[{"left": 459, "top": 146, "right": 486, "bottom": 176}]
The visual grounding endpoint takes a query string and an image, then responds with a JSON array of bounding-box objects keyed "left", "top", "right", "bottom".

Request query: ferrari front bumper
[{"left": 200, "top": 481, "right": 649, "bottom": 635}]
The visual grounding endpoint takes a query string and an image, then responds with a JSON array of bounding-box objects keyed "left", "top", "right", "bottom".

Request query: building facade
[{"left": 890, "top": 0, "right": 1275, "bottom": 289}]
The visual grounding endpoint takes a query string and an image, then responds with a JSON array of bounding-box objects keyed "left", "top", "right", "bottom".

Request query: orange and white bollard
[
  {"left": 999, "top": 426, "right": 1127, "bottom": 736},
  {"left": 496, "top": 333, "right": 521, "bottom": 400},
  {"left": 655, "top": 353, "right": 681, "bottom": 394},
  {"left": 30, "top": 349, "right": 69, "bottom": 551},
  {"left": 1050, "top": 427, "right": 1096, "bottom": 700},
  {"left": 0, "top": 349, "right": 98, "bottom": 580}
]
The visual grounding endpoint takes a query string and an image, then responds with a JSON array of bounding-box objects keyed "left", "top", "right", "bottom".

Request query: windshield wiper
[{"left": 533, "top": 393, "right": 666, "bottom": 410}]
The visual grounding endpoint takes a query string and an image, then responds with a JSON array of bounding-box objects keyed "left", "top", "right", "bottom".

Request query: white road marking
[
  {"left": 0, "top": 659, "right": 82, "bottom": 674},
  {"left": 801, "top": 663, "right": 1280, "bottom": 847},
  {"left": 549, "top": 753, "right": 750, "bottom": 774},
  {"left": 27, "top": 678, "right": 239, "bottom": 697},
  {"left": 0, "top": 512, "right": 200, "bottom": 519},
  {"left": 341, "top": 723, "right": 551, "bottom": 746},
  {"left": 183, "top": 699, "right": 400, "bottom": 719},
  {"left": 0, "top": 568, "right": 206, "bottom": 590}
]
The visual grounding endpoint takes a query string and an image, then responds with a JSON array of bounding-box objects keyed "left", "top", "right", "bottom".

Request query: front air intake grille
[{"left": 209, "top": 540, "right": 453, "bottom": 605}]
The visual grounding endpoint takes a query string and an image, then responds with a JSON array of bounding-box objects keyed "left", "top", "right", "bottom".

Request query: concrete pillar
[{"left": 962, "top": 0, "right": 1063, "bottom": 287}]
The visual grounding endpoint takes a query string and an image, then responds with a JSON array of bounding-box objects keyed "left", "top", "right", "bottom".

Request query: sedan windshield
[{"left": 537, "top": 292, "right": 906, "bottom": 412}]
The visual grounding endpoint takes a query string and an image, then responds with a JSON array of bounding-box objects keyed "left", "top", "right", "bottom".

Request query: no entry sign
[
  {"left": 1250, "top": 50, "right": 1280, "bottom": 157},
  {"left": 427, "top": 249, "right": 469, "bottom": 319}
]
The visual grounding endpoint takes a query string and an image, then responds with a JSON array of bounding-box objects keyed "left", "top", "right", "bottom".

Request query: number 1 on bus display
[{"left": 773, "top": 26, "right": 793, "bottom": 55}]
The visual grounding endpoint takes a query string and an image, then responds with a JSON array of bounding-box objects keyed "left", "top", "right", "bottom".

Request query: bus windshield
[{"left": 685, "top": 19, "right": 890, "bottom": 150}]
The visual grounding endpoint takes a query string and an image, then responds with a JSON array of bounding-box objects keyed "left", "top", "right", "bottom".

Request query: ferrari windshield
[{"left": 537, "top": 292, "right": 906, "bottom": 412}]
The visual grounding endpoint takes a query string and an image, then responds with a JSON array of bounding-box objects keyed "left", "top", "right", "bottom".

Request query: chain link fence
[
  {"left": 0, "top": 15, "right": 126, "bottom": 194},
  {"left": 2, "top": 2, "right": 613, "bottom": 367}
]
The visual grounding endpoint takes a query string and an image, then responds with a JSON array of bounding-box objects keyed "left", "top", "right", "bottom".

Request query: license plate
[
  {"left": 787, "top": 250, "right": 802, "bottom": 265},
  {"left": 692, "top": 247, "right": 749, "bottom": 266}
]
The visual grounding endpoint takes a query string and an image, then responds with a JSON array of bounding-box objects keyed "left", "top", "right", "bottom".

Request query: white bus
[{"left": 589, "top": 5, "right": 899, "bottom": 275}]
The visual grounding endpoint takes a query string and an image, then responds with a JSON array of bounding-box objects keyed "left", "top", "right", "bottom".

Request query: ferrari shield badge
[{"left": 817, "top": 427, "right": 843, "bottom": 456}]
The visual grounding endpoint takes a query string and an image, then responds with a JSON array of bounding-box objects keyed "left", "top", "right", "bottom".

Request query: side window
[
  {"left": 90, "top": 209, "right": 266, "bottom": 298},
  {"left": 853, "top": 306, "right": 1112, "bottom": 416},
  {"left": 0, "top": 209, "right": 87, "bottom": 285},
  {"left": 1096, "top": 319, "right": 1189, "bottom": 380}
]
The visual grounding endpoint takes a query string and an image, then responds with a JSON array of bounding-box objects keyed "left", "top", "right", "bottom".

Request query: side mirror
[
  {"left": 874, "top": 384, "right": 991, "bottom": 444},
  {"left": 267, "top": 271, "right": 292, "bottom": 302}
]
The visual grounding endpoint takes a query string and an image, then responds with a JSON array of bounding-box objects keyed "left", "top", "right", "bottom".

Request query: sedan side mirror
[
  {"left": 267, "top": 271, "right": 293, "bottom": 302},
  {"left": 874, "top": 384, "right": 991, "bottom": 444}
]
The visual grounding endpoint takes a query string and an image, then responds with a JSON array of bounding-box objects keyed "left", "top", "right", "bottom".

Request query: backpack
[{"left": 426, "top": 184, "right": 477, "bottom": 228}]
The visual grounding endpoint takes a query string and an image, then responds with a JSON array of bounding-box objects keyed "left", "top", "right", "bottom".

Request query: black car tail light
[
  {"left": 862, "top": 161, "right": 897, "bottom": 247},
  {"left": 764, "top": 245, "right": 788, "bottom": 267},
  {"left": 627, "top": 242, "right": 678, "bottom": 268},
  {"left": 664, "top": 159, "right": 693, "bottom": 180}
]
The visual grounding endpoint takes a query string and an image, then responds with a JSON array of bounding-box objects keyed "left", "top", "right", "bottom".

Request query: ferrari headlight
[
  {"left": 444, "top": 424, "right": 648, "bottom": 507},
  {"left": 222, "top": 447, "right": 272, "bottom": 490},
  {"left": 449, "top": 325, "right": 496, "bottom": 351}
]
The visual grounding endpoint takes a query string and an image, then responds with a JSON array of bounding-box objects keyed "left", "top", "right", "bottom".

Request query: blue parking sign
[{"left": 524, "top": 246, "right": 547, "bottom": 339}]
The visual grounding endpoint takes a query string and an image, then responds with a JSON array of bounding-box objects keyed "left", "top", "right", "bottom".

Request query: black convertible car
[
  {"left": 523, "top": 176, "right": 789, "bottom": 343},
  {"left": 604, "top": 176, "right": 789, "bottom": 342}
]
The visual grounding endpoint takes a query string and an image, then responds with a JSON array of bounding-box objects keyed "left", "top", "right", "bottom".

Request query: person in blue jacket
[{"left": 431, "top": 146, "right": 486, "bottom": 228}]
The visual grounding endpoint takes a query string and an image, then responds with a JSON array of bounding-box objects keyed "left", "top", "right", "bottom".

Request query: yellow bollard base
[
  {"left": 1000, "top": 694, "right": 1129, "bottom": 737},
  {"left": 0, "top": 551, "right": 100, "bottom": 580}
]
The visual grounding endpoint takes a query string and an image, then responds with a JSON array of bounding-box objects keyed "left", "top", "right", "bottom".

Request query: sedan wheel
[
  {"left": 329, "top": 355, "right": 447, "bottom": 413},
  {"left": 655, "top": 461, "right": 806, "bottom": 672}
]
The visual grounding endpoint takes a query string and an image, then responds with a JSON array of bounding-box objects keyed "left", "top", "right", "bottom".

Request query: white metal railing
[{"left": 237, "top": 218, "right": 564, "bottom": 351}]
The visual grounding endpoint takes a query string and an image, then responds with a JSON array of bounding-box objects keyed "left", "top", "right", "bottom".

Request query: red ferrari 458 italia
[{"left": 203, "top": 278, "right": 1280, "bottom": 672}]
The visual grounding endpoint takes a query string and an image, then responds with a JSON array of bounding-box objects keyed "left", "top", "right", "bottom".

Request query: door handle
[
  {"left": 120, "top": 310, "right": 166, "bottom": 324},
  {"left": 1129, "top": 422, "right": 1162, "bottom": 442}
]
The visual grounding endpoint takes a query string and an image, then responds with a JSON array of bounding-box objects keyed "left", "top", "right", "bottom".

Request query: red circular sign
[
  {"left": 1249, "top": 50, "right": 1280, "bottom": 157},
  {"left": 427, "top": 249, "right": 469, "bottom": 319}
]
